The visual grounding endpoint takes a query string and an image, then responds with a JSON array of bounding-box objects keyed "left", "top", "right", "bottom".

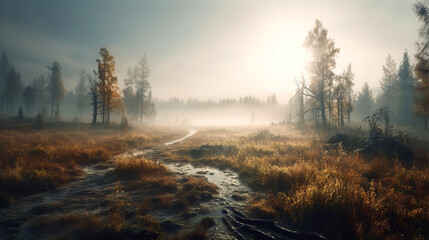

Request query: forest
[{"left": 1, "top": 0, "right": 429, "bottom": 240}]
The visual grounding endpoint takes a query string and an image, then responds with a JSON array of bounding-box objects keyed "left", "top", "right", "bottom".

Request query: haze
[{"left": 0, "top": 0, "right": 418, "bottom": 103}]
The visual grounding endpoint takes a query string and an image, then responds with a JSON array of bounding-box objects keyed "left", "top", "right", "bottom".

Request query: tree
[
  {"left": 85, "top": 70, "right": 100, "bottom": 126},
  {"left": 414, "top": 57, "right": 429, "bottom": 129},
  {"left": 0, "top": 52, "right": 9, "bottom": 115},
  {"left": 334, "top": 64, "right": 354, "bottom": 126},
  {"left": 356, "top": 82, "right": 375, "bottom": 119},
  {"left": 145, "top": 89, "right": 156, "bottom": 121},
  {"left": 32, "top": 75, "right": 47, "bottom": 116},
  {"left": 97, "top": 48, "right": 121, "bottom": 124},
  {"left": 17, "top": 106, "right": 24, "bottom": 120},
  {"left": 23, "top": 85, "right": 35, "bottom": 115},
  {"left": 47, "top": 62, "right": 65, "bottom": 119},
  {"left": 379, "top": 55, "right": 399, "bottom": 113},
  {"left": 122, "top": 86, "right": 135, "bottom": 119},
  {"left": 124, "top": 68, "right": 137, "bottom": 120},
  {"left": 136, "top": 55, "right": 151, "bottom": 122},
  {"left": 4, "top": 66, "right": 23, "bottom": 115},
  {"left": 75, "top": 72, "right": 88, "bottom": 117},
  {"left": 413, "top": 1, "right": 429, "bottom": 128},
  {"left": 303, "top": 20, "right": 340, "bottom": 127},
  {"left": 398, "top": 50, "right": 416, "bottom": 124}
]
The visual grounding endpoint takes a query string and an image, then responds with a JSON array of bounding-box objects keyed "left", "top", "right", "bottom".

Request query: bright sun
[{"left": 239, "top": 16, "right": 311, "bottom": 99}]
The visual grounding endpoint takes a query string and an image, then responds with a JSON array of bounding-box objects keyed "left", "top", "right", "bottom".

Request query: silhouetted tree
[
  {"left": 85, "top": 71, "right": 100, "bottom": 126},
  {"left": 122, "top": 86, "right": 134, "bottom": 119},
  {"left": 5, "top": 66, "right": 23, "bottom": 115},
  {"left": 47, "top": 62, "right": 65, "bottom": 119},
  {"left": 17, "top": 106, "right": 24, "bottom": 121},
  {"left": 379, "top": 55, "right": 399, "bottom": 113},
  {"left": 303, "top": 20, "right": 340, "bottom": 127},
  {"left": 398, "top": 50, "right": 416, "bottom": 124},
  {"left": 355, "top": 82, "right": 375, "bottom": 119},
  {"left": 334, "top": 64, "right": 354, "bottom": 126},
  {"left": 145, "top": 89, "right": 156, "bottom": 121},
  {"left": 415, "top": 58, "right": 429, "bottom": 128},
  {"left": 0, "top": 52, "right": 9, "bottom": 115},
  {"left": 32, "top": 76, "right": 47, "bottom": 116},
  {"left": 136, "top": 55, "right": 151, "bottom": 122},
  {"left": 75, "top": 72, "right": 88, "bottom": 118},
  {"left": 413, "top": 1, "right": 429, "bottom": 128},
  {"left": 124, "top": 68, "right": 137, "bottom": 120},
  {"left": 97, "top": 48, "right": 121, "bottom": 124},
  {"left": 23, "top": 85, "right": 35, "bottom": 115}
]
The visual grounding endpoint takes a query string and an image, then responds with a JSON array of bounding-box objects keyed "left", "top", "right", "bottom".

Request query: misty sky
[{"left": 0, "top": 0, "right": 420, "bottom": 103}]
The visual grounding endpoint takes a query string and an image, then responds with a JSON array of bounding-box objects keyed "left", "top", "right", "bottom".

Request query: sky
[{"left": 0, "top": 0, "right": 421, "bottom": 103}]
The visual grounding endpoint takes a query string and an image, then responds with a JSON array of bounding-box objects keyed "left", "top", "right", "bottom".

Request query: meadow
[
  {"left": 167, "top": 125, "right": 429, "bottom": 240},
  {"left": 1, "top": 122, "right": 428, "bottom": 240},
  {"left": 0, "top": 122, "right": 183, "bottom": 206}
]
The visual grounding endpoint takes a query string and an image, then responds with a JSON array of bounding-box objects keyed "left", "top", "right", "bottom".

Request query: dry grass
[
  {"left": 114, "top": 156, "right": 166, "bottom": 177},
  {"left": 181, "top": 126, "right": 429, "bottom": 240},
  {"left": 0, "top": 127, "right": 151, "bottom": 206},
  {"left": 178, "top": 176, "right": 219, "bottom": 203}
]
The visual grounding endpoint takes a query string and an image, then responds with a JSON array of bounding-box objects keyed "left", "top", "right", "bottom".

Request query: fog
[
  {"left": 0, "top": 0, "right": 419, "bottom": 104},
  {"left": 0, "top": 0, "right": 426, "bottom": 129}
]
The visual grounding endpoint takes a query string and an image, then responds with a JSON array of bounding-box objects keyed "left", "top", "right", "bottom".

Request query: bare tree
[{"left": 304, "top": 20, "right": 340, "bottom": 127}]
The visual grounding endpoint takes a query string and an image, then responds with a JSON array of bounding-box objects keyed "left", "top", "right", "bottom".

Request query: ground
[{"left": 0, "top": 122, "right": 428, "bottom": 240}]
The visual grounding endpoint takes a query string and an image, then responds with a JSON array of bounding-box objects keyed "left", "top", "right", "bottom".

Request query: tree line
[
  {"left": 0, "top": 53, "right": 65, "bottom": 120},
  {"left": 155, "top": 94, "right": 278, "bottom": 109},
  {"left": 290, "top": 15, "right": 429, "bottom": 129},
  {"left": 0, "top": 48, "right": 156, "bottom": 126}
]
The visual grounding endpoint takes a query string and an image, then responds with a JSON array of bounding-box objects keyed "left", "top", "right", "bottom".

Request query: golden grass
[
  {"left": 180, "top": 126, "right": 429, "bottom": 240},
  {"left": 114, "top": 156, "right": 166, "bottom": 177},
  {"left": 0, "top": 128, "right": 151, "bottom": 206}
]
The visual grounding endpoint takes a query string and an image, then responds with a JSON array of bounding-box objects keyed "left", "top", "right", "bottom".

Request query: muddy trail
[{"left": 0, "top": 129, "right": 325, "bottom": 240}]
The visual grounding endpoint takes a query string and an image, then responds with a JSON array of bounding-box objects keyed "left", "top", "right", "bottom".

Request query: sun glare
[{"left": 240, "top": 16, "right": 311, "bottom": 95}]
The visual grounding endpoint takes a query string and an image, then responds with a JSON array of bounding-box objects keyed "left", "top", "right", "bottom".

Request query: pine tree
[
  {"left": 75, "top": 72, "right": 88, "bottom": 118},
  {"left": 413, "top": 1, "right": 429, "bottom": 128},
  {"left": 398, "top": 50, "right": 416, "bottom": 124},
  {"left": 23, "top": 85, "right": 35, "bottom": 115},
  {"left": 5, "top": 66, "right": 23, "bottom": 115},
  {"left": 356, "top": 82, "right": 375, "bottom": 118},
  {"left": 136, "top": 55, "right": 150, "bottom": 122},
  {"left": 47, "top": 62, "right": 65, "bottom": 119},
  {"left": 32, "top": 76, "right": 47, "bottom": 116},
  {"left": 379, "top": 55, "right": 399, "bottom": 112}
]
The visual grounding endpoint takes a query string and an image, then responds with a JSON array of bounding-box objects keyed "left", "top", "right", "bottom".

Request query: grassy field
[
  {"left": 0, "top": 122, "right": 184, "bottom": 207},
  {"left": 167, "top": 125, "right": 429, "bottom": 240},
  {"left": 2, "top": 121, "right": 428, "bottom": 239},
  {"left": 0, "top": 122, "right": 220, "bottom": 239}
]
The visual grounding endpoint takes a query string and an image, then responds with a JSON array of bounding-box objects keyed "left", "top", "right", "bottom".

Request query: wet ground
[{"left": 0, "top": 129, "right": 325, "bottom": 240}]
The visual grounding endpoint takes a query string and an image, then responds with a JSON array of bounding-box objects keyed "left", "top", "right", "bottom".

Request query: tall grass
[
  {"left": 183, "top": 126, "right": 429, "bottom": 239},
  {"left": 0, "top": 129, "right": 150, "bottom": 206}
]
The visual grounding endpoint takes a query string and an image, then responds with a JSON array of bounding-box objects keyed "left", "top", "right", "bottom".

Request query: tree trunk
[
  {"left": 92, "top": 99, "right": 97, "bottom": 126},
  {"left": 140, "top": 86, "right": 144, "bottom": 122},
  {"left": 425, "top": 116, "right": 428, "bottom": 129},
  {"left": 107, "top": 101, "right": 110, "bottom": 124},
  {"left": 50, "top": 87, "right": 55, "bottom": 119}
]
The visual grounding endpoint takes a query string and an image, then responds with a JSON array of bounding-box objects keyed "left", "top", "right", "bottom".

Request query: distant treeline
[
  {"left": 0, "top": 49, "right": 156, "bottom": 125},
  {"left": 155, "top": 94, "right": 278, "bottom": 109}
]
